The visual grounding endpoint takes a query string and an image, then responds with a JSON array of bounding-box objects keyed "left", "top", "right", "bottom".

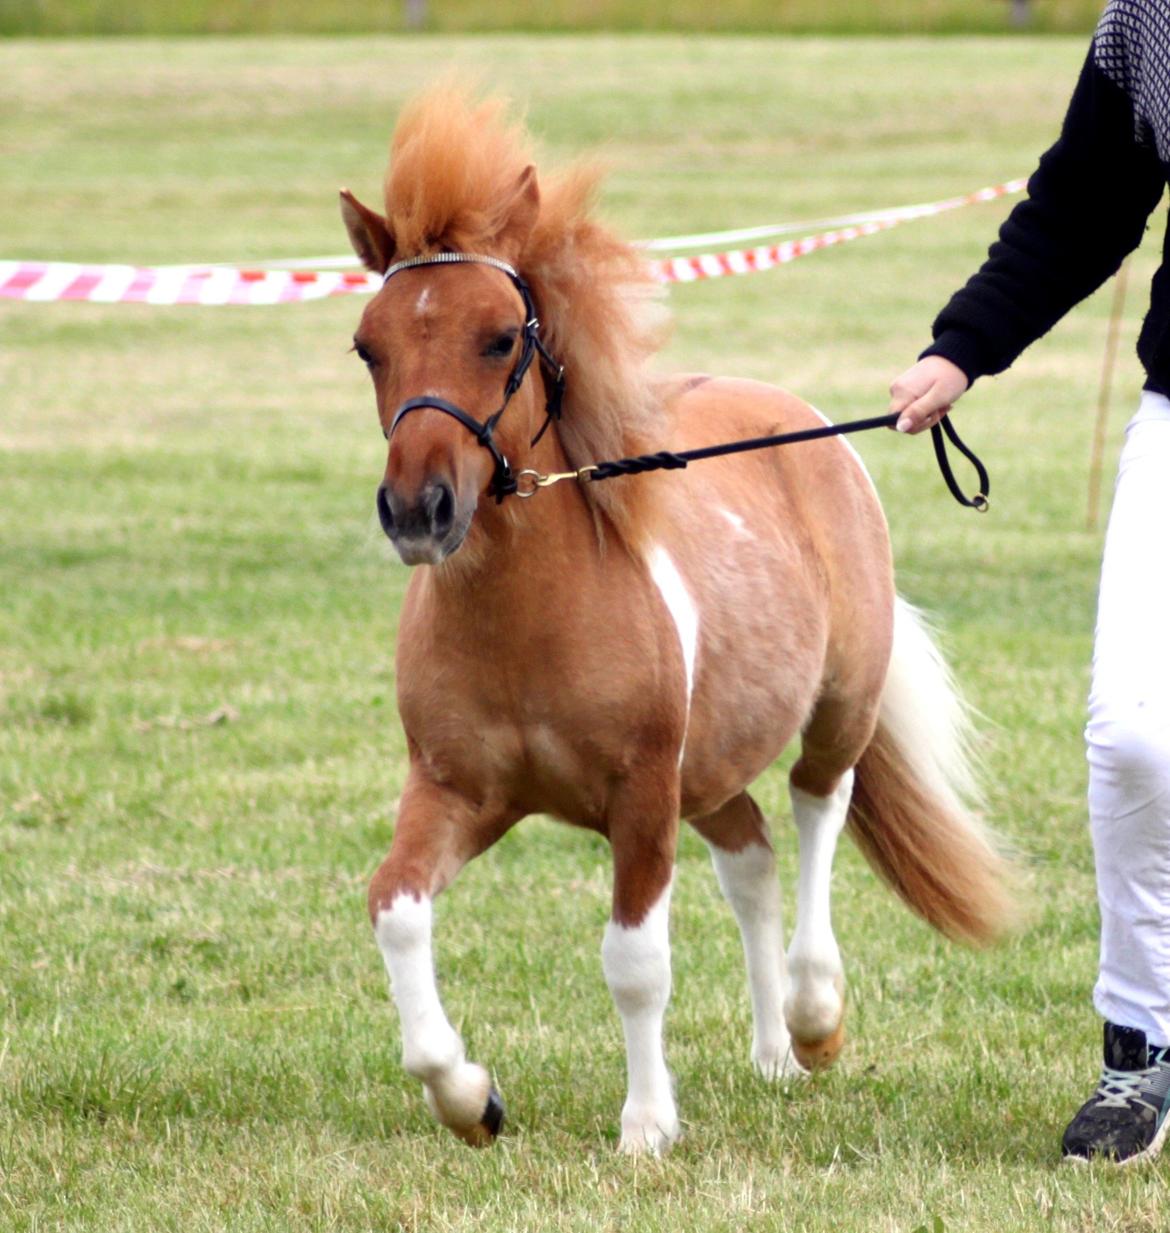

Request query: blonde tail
[{"left": 848, "top": 598, "right": 1015, "bottom": 943}]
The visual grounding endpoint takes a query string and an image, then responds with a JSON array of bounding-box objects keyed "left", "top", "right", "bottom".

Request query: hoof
[
  {"left": 753, "top": 1044, "right": 806, "bottom": 1080},
  {"left": 451, "top": 1086, "right": 505, "bottom": 1148},
  {"left": 617, "top": 1120, "right": 679, "bottom": 1156},
  {"left": 790, "top": 1021, "right": 845, "bottom": 1071},
  {"left": 617, "top": 1100, "right": 681, "bottom": 1156}
]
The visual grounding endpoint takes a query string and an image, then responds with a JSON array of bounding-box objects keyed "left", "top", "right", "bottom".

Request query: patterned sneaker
[{"left": 1062, "top": 1023, "right": 1170, "bottom": 1165}]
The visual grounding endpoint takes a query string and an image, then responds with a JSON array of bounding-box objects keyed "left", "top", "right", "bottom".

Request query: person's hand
[{"left": 889, "top": 356, "right": 970, "bottom": 434}]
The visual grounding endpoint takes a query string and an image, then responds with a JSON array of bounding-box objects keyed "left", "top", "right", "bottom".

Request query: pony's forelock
[{"left": 383, "top": 87, "right": 532, "bottom": 257}]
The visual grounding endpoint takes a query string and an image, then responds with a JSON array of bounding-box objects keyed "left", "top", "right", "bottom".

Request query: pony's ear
[
  {"left": 493, "top": 165, "right": 540, "bottom": 264},
  {"left": 339, "top": 188, "right": 396, "bottom": 274}
]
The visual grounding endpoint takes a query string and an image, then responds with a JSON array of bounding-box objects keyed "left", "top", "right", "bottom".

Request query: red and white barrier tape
[
  {"left": 651, "top": 178, "right": 1025, "bottom": 283},
  {"left": 0, "top": 261, "right": 381, "bottom": 306},
  {"left": 643, "top": 179, "right": 1027, "bottom": 252},
  {"left": 0, "top": 178, "right": 1026, "bottom": 305}
]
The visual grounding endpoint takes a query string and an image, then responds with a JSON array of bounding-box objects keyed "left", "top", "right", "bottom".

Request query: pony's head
[{"left": 342, "top": 86, "right": 669, "bottom": 566}]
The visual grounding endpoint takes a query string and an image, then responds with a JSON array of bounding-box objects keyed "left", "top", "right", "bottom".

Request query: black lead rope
[
  {"left": 380, "top": 251, "right": 989, "bottom": 512},
  {"left": 556, "top": 411, "right": 990, "bottom": 512}
]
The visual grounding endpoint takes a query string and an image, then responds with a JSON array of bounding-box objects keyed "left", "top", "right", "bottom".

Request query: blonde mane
[{"left": 380, "top": 86, "right": 671, "bottom": 546}]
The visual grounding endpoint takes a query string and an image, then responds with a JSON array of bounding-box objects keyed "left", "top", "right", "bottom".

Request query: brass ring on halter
[
  {"left": 576, "top": 465, "right": 598, "bottom": 484},
  {"left": 973, "top": 494, "right": 990, "bottom": 513},
  {"left": 515, "top": 469, "right": 542, "bottom": 498}
]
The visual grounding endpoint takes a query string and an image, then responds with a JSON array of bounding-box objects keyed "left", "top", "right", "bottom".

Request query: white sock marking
[
  {"left": 708, "top": 842, "right": 801, "bottom": 1077},
  {"left": 601, "top": 879, "right": 679, "bottom": 1154},
  {"left": 375, "top": 893, "right": 492, "bottom": 1129},
  {"left": 786, "top": 772, "right": 853, "bottom": 1043}
]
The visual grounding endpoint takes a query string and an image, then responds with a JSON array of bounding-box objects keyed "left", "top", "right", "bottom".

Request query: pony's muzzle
[{"left": 377, "top": 479, "right": 463, "bottom": 565}]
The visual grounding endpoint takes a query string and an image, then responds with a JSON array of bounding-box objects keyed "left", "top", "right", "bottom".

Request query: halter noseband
[{"left": 382, "top": 252, "right": 566, "bottom": 502}]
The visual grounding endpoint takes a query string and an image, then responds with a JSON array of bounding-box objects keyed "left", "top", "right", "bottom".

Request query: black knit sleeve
[{"left": 921, "top": 46, "right": 1165, "bottom": 383}]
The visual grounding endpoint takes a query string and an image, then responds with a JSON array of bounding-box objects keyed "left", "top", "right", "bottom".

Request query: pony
[{"left": 339, "top": 86, "right": 1012, "bottom": 1155}]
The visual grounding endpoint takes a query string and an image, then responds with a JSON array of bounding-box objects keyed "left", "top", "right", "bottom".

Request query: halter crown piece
[{"left": 382, "top": 253, "right": 567, "bottom": 502}]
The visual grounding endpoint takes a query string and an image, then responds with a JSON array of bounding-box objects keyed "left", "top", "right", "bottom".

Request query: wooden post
[
  {"left": 1010, "top": 0, "right": 1031, "bottom": 27},
  {"left": 405, "top": 0, "right": 428, "bottom": 30}
]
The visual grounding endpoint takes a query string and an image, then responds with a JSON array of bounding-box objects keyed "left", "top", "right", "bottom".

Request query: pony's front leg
[
  {"left": 784, "top": 768, "right": 854, "bottom": 1071},
  {"left": 368, "top": 777, "right": 514, "bottom": 1147},
  {"left": 602, "top": 782, "right": 681, "bottom": 1155}
]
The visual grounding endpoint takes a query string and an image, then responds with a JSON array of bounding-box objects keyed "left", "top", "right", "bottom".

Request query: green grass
[
  {"left": 3, "top": 32, "right": 1169, "bottom": 1233},
  {"left": 0, "top": 0, "right": 1102, "bottom": 37}
]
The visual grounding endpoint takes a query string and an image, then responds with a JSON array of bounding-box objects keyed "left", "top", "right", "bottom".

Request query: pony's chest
[
  {"left": 398, "top": 676, "right": 653, "bottom": 824},
  {"left": 395, "top": 562, "right": 691, "bottom": 819}
]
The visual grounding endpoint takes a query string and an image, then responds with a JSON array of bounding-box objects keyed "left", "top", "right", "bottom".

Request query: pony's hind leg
[
  {"left": 368, "top": 774, "right": 515, "bottom": 1147},
  {"left": 784, "top": 646, "right": 887, "bottom": 1070},
  {"left": 690, "top": 793, "right": 801, "bottom": 1079},
  {"left": 785, "top": 770, "right": 853, "bottom": 1070},
  {"left": 785, "top": 685, "right": 881, "bottom": 1070}
]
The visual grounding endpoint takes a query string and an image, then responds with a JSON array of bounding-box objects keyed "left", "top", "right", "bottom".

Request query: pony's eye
[
  {"left": 483, "top": 332, "right": 517, "bottom": 359},
  {"left": 353, "top": 341, "right": 376, "bottom": 368}
]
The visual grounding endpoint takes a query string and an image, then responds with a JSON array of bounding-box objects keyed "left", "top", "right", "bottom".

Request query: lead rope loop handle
[{"left": 930, "top": 415, "right": 989, "bottom": 512}]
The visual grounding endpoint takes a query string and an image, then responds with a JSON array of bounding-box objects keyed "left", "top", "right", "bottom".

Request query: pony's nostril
[
  {"left": 427, "top": 482, "right": 455, "bottom": 538},
  {"left": 376, "top": 483, "right": 395, "bottom": 540}
]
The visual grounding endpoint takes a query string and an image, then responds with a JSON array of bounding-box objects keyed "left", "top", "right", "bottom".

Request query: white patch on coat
[
  {"left": 719, "top": 507, "right": 749, "bottom": 535},
  {"left": 601, "top": 878, "right": 679, "bottom": 1154},
  {"left": 414, "top": 286, "right": 432, "bottom": 317},
  {"left": 647, "top": 544, "right": 699, "bottom": 764},
  {"left": 808, "top": 404, "right": 878, "bottom": 498}
]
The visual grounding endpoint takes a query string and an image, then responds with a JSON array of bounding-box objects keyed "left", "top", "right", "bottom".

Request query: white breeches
[{"left": 1087, "top": 389, "right": 1170, "bottom": 1046}]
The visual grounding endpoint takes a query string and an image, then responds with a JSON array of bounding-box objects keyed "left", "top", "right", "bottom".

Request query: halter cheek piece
[{"left": 382, "top": 252, "right": 566, "bottom": 502}]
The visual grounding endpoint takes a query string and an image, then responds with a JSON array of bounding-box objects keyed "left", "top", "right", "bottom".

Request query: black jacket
[{"left": 922, "top": 0, "right": 1170, "bottom": 390}]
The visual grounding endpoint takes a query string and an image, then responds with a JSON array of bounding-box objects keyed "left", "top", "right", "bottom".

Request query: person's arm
[{"left": 892, "top": 41, "right": 1165, "bottom": 433}]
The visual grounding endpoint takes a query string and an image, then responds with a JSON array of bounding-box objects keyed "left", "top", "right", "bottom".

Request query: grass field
[
  {"left": 3, "top": 32, "right": 1170, "bottom": 1233},
  {"left": 0, "top": 0, "right": 1103, "bottom": 37}
]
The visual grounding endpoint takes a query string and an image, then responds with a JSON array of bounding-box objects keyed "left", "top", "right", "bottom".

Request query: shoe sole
[{"left": 1062, "top": 1106, "right": 1170, "bottom": 1168}]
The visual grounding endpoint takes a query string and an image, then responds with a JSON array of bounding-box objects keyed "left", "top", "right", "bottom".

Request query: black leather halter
[{"left": 382, "top": 253, "right": 566, "bottom": 501}]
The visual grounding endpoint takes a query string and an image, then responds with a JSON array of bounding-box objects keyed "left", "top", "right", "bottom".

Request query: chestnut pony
[{"left": 341, "top": 88, "right": 1011, "bottom": 1155}]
